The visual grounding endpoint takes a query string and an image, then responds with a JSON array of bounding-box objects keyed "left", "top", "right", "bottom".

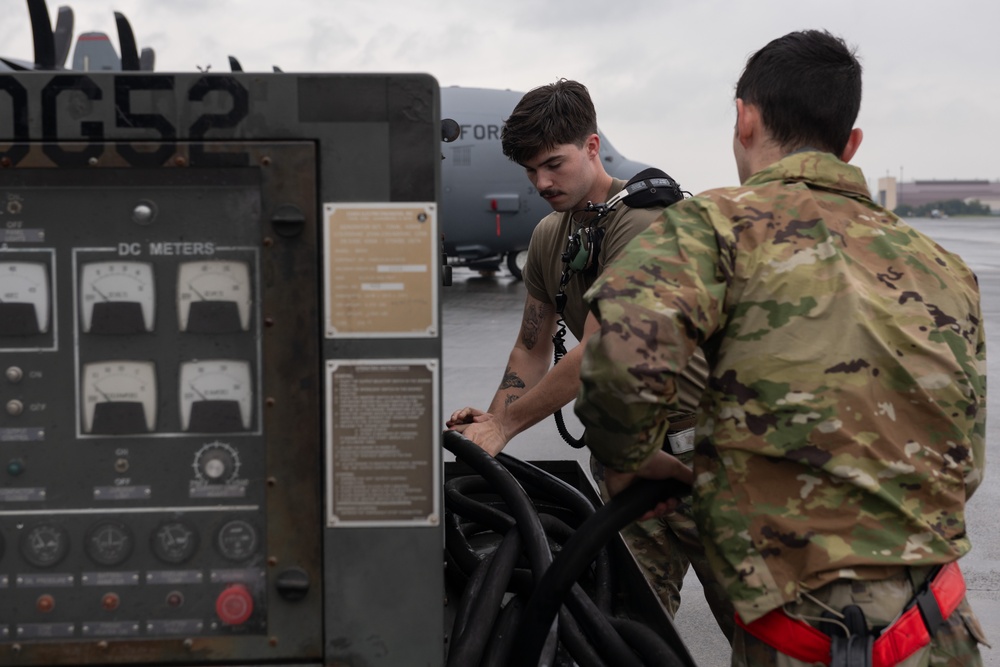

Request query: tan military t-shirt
[{"left": 523, "top": 178, "right": 707, "bottom": 414}]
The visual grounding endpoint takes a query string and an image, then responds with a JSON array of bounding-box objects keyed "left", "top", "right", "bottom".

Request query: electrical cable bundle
[{"left": 442, "top": 430, "right": 694, "bottom": 667}]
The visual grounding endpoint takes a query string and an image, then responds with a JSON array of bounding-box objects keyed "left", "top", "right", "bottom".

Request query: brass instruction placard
[
  {"left": 323, "top": 203, "right": 437, "bottom": 337},
  {"left": 326, "top": 360, "right": 440, "bottom": 526}
]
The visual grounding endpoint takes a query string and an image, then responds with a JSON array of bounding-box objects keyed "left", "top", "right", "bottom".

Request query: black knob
[
  {"left": 271, "top": 204, "right": 306, "bottom": 238},
  {"left": 275, "top": 566, "right": 310, "bottom": 601}
]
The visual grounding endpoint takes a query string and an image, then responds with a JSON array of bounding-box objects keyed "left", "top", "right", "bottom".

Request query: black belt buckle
[
  {"left": 825, "top": 605, "right": 873, "bottom": 667},
  {"left": 915, "top": 580, "right": 945, "bottom": 637}
]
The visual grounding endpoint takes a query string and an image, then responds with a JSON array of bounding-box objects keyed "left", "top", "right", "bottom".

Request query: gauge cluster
[
  {"left": 0, "top": 165, "right": 286, "bottom": 647},
  {"left": 73, "top": 256, "right": 259, "bottom": 438}
]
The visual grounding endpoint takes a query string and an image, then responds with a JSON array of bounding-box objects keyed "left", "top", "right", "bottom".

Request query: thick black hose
[
  {"left": 442, "top": 431, "right": 559, "bottom": 664},
  {"left": 449, "top": 530, "right": 494, "bottom": 644},
  {"left": 444, "top": 431, "right": 692, "bottom": 666},
  {"left": 497, "top": 453, "right": 598, "bottom": 519},
  {"left": 500, "top": 454, "right": 614, "bottom": 612},
  {"left": 609, "top": 616, "right": 685, "bottom": 666},
  {"left": 535, "top": 513, "right": 631, "bottom": 664},
  {"left": 510, "top": 477, "right": 692, "bottom": 666},
  {"left": 480, "top": 595, "right": 523, "bottom": 667},
  {"left": 538, "top": 513, "right": 612, "bottom": 615},
  {"left": 447, "top": 528, "right": 523, "bottom": 667},
  {"left": 443, "top": 431, "right": 552, "bottom": 577},
  {"left": 445, "top": 476, "right": 515, "bottom": 532},
  {"left": 445, "top": 432, "right": 618, "bottom": 667},
  {"left": 444, "top": 510, "right": 491, "bottom": 578}
]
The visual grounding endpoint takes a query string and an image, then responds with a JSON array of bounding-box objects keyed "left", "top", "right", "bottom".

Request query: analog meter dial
[
  {"left": 85, "top": 520, "right": 134, "bottom": 566},
  {"left": 81, "top": 361, "right": 157, "bottom": 434},
  {"left": 20, "top": 523, "right": 70, "bottom": 568},
  {"left": 0, "top": 262, "right": 50, "bottom": 335},
  {"left": 180, "top": 360, "right": 253, "bottom": 432},
  {"left": 177, "top": 260, "right": 252, "bottom": 332},
  {"left": 79, "top": 261, "right": 155, "bottom": 334},
  {"left": 151, "top": 520, "right": 199, "bottom": 564},
  {"left": 216, "top": 519, "right": 258, "bottom": 562}
]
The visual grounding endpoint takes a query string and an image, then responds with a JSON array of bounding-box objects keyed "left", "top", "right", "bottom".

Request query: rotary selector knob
[{"left": 193, "top": 442, "right": 240, "bottom": 483}]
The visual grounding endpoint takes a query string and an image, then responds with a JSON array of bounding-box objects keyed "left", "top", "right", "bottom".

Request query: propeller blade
[
  {"left": 53, "top": 5, "right": 74, "bottom": 67},
  {"left": 27, "top": 0, "right": 57, "bottom": 70},
  {"left": 114, "top": 11, "right": 140, "bottom": 71},
  {"left": 139, "top": 47, "right": 155, "bottom": 71}
]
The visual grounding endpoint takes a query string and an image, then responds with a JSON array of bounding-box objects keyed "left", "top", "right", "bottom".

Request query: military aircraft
[{"left": 3, "top": 0, "right": 651, "bottom": 280}]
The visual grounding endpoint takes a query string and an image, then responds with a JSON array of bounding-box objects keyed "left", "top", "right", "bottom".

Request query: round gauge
[
  {"left": 193, "top": 441, "right": 241, "bottom": 483},
  {"left": 79, "top": 261, "right": 155, "bottom": 334},
  {"left": 0, "top": 262, "right": 50, "bottom": 335},
  {"left": 215, "top": 519, "right": 258, "bottom": 562},
  {"left": 85, "top": 520, "right": 134, "bottom": 566},
  {"left": 180, "top": 360, "right": 253, "bottom": 432},
  {"left": 20, "top": 523, "right": 70, "bottom": 568},
  {"left": 81, "top": 361, "right": 157, "bottom": 434},
  {"left": 151, "top": 520, "right": 199, "bottom": 564},
  {"left": 177, "top": 260, "right": 252, "bottom": 332}
]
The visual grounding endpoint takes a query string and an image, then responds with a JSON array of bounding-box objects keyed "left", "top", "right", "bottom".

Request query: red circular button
[
  {"left": 215, "top": 584, "right": 253, "bottom": 625},
  {"left": 36, "top": 594, "right": 55, "bottom": 613},
  {"left": 101, "top": 593, "right": 120, "bottom": 611}
]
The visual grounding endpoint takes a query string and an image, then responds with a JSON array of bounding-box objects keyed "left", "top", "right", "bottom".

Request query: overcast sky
[{"left": 3, "top": 0, "right": 999, "bottom": 194}]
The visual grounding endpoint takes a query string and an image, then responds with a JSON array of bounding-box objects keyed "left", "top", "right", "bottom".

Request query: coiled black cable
[
  {"left": 443, "top": 430, "right": 695, "bottom": 667},
  {"left": 510, "top": 477, "right": 691, "bottom": 666}
]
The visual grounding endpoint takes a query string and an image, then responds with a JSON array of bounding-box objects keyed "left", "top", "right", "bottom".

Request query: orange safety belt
[{"left": 735, "top": 561, "right": 966, "bottom": 667}]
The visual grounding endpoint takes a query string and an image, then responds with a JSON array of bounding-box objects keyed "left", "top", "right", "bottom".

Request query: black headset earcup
[{"left": 622, "top": 168, "right": 684, "bottom": 208}]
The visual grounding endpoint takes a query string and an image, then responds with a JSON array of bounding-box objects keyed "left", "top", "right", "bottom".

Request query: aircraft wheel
[{"left": 506, "top": 250, "right": 528, "bottom": 281}]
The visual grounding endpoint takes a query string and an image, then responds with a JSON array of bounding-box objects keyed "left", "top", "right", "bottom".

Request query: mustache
[{"left": 538, "top": 189, "right": 561, "bottom": 198}]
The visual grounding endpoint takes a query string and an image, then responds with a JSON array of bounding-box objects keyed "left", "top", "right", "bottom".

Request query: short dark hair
[
  {"left": 501, "top": 79, "right": 598, "bottom": 165},
  {"left": 736, "top": 30, "right": 862, "bottom": 155}
]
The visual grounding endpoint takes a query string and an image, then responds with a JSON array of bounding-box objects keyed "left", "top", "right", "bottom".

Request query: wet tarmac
[{"left": 441, "top": 216, "right": 1000, "bottom": 665}]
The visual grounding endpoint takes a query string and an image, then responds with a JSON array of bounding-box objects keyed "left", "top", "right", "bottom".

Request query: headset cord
[{"left": 552, "top": 269, "right": 586, "bottom": 449}]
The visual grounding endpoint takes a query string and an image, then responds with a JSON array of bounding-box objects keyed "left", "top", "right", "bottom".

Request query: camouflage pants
[
  {"left": 733, "top": 569, "right": 990, "bottom": 667},
  {"left": 591, "top": 456, "right": 735, "bottom": 643}
]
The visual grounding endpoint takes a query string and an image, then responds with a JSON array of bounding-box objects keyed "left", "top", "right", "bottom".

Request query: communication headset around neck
[
  {"left": 560, "top": 167, "right": 685, "bottom": 275},
  {"left": 553, "top": 167, "right": 686, "bottom": 448}
]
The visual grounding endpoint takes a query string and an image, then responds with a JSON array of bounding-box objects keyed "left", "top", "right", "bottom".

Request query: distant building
[{"left": 877, "top": 177, "right": 1000, "bottom": 213}]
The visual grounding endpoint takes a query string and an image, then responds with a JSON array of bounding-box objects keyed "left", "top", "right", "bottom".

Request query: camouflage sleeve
[
  {"left": 597, "top": 205, "right": 664, "bottom": 270},
  {"left": 575, "top": 197, "right": 730, "bottom": 471},
  {"left": 968, "top": 295, "right": 988, "bottom": 498}
]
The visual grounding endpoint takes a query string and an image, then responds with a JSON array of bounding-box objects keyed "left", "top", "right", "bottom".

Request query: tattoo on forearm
[
  {"left": 522, "top": 302, "right": 552, "bottom": 350},
  {"left": 504, "top": 394, "right": 519, "bottom": 408},
  {"left": 499, "top": 366, "right": 526, "bottom": 390}
]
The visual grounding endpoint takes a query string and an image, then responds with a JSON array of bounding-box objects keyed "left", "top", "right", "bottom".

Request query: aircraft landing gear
[{"left": 506, "top": 250, "right": 528, "bottom": 281}]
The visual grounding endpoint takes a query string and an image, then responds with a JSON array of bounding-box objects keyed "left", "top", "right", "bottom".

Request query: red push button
[{"left": 215, "top": 584, "right": 253, "bottom": 625}]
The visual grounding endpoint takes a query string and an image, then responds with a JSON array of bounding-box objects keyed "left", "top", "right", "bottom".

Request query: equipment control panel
[
  {"left": 0, "top": 137, "right": 323, "bottom": 663},
  {"left": 0, "top": 68, "right": 441, "bottom": 667}
]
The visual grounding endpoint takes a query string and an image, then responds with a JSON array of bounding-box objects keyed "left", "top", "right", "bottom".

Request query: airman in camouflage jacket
[{"left": 576, "top": 150, "right": 986, "bottom": 622}]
